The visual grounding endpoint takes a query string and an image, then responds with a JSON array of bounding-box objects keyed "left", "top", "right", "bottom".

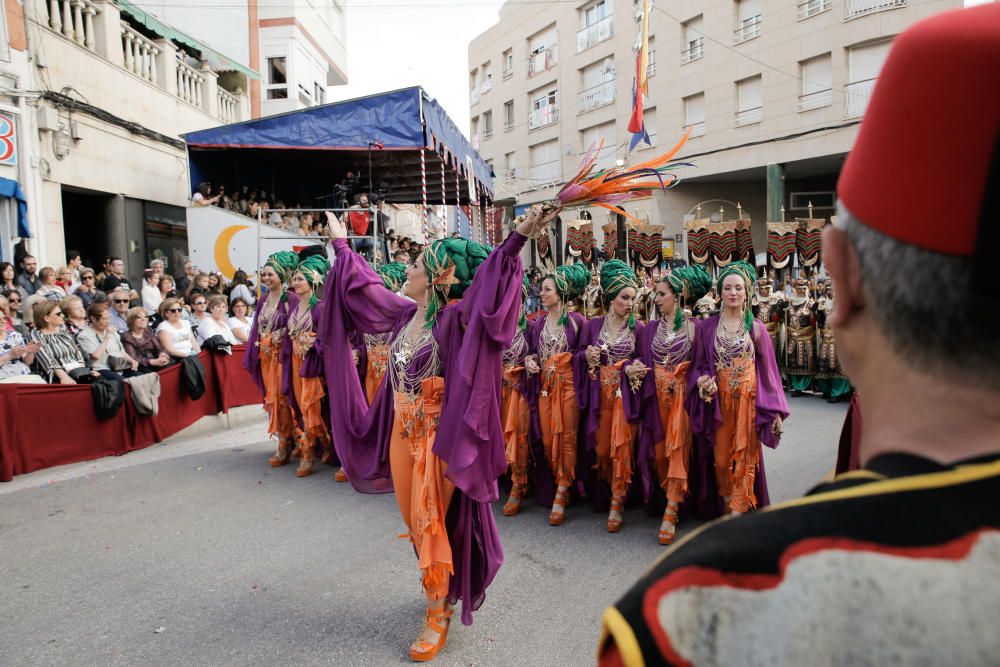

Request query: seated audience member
[
  {"left": 192, "top": 182, "right": 220, "bottom": 207},
  {"left": 35, "top": 267, "right": 66, "bottom": 301},
  {"left": 228, "top": 297, "right": 254, "bottom": 343},
  {"left": 0, "top": 294, "right": 43, "bottom": 383},
  {"left": 186, "top": 272, "right": 210, "bottom": 300},
  {"left": 107, "top": 288, "right": 131, "bottom": 331},
  {"left": 121, "top": 307, "right": 172, "bottom": 372},
  {"left": 29, "top": 300, "right": 99, "bottom": 384},
  {"left": 76, "top": 302, "right": 140, "bottom": 378},
  {"left": 206, "top": 271, "right": 225, "bottom": 296},
  {"left": 188, "top": 292, "right": 210, "bottom": 336},
  {"left": 156, "top": 297, "right": 200, "bottom": 359},
  {"left": 74, "top": 268, "right": 103, "bottom": 308},
  {"left": 227, "top": 270, "right": 256, "bottom": 307},
  {"left": 60, "top": 295, "right": 88, "bottom": 337},
  {"left": 197, "top": 295, "right": 237, "bottom": 345},
  {"left": 0, "top": 261, "right": 16, "bottom": 292},
  {"left": 159, "top": 275, "right": 177, "bottom": 301},
  {"left": 55, "top": 266, "right": 75, "bottom": 294},
  {"left": 2, "top": 289, "right": 25, "bottom": 332},
  {"left": 141, "top": 269, "right": 163, "bottom": 315}
]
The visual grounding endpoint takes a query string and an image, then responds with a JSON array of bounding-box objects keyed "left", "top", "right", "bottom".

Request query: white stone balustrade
[
  {"left": 47, "top": 0, "right": 101, "bottom": 51},
  {"left": 217, "top": 88, "right": 239, "bottom": 124},
  {"left": 176, "top": 57, "right": 206, "bottom": 109},
  {"left": 120, "top": 22, "right": 160, "bottom": 84}
]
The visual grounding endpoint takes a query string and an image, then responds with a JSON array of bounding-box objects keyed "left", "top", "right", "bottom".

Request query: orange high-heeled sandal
[
  {"left": 658, "top": 506, "right": 679, "bottom": 545},
  {"left": 607, "top": 496, "right": 625, "bottom": 533},
  {"left": 549, "top": 486, "right": 571, "bottom": 526},
  {"left": 334, "top": 468, "right": 349, "bottom": 482},
  {"left": 268, "top": 438, "right": 292, "bottom": 467},
  {"left": 409, "top": 605, "right": 452, "bottom": 662},
  {"left": 502, "top": 483, "right": 526, "bottom": 517}
]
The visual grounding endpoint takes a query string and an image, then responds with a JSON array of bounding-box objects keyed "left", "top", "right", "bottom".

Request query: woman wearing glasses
[
  {"left": 29, "top": 301, "right": 99, "bottom": 384},
  {"left": 122, "top": 307, "right": 172, "bottom": 371},
  {"left": 74, "top": 269, "right": 103, "bottom": 309},
  {"left": 156, "top": 297, "right": 201, "bottom": 360}
]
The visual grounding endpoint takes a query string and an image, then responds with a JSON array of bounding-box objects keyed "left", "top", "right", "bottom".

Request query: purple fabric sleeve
[
  {"left": 280, "top": 292, "right": 300, "bottom": 419},
  {"left": 523, "top": 317, "right": 542, "bottom": 442},
  {"left": 752, "top": 319, "right": 790, "bottom": 449},
  {"left": 242, "top": 294, "right": 266, "bottom": 395}
]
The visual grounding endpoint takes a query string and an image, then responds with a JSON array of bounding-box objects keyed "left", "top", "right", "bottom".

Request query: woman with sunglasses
[
  {"left": 122, "top": 306, "right": 172, "bottom": 371},
  {"left": 29, "top": 301, "right": 98, "bottom": 384},
  {"left": 2, "top": 289, "right": 24, "bottom": 331},
  {"left": 156, "top": 297, "right": 200, "bottom": 359},
  {"left": 0, "top": 293, "right": 42, "bottom": 384},
  {"left": 74, "top": 269, "right": 103, "bottom": 309}
]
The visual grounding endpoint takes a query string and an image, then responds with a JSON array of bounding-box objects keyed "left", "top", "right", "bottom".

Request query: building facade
[{"left": 469, "top": 0, "right": 959, "bottom": 262}]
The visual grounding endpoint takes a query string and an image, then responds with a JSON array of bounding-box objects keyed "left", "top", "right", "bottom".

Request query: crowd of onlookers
[{"left": 0, "top": 251, "right": 256, "bottom": 386}]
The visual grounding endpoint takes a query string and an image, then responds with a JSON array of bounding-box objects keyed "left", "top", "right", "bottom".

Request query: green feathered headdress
[
  {"left": 717, "top": 260, "right": 757, "bottom": 332},
  {"left": 376, "top": 261, "right": 408, "bottom": 293},
  {"left": 665, "top": 265, "right": 712, "bottom": 331},
  {"left": 546, "top": 263, "right": 590, "bottom": 325},
  {"left": 294, "top": 254, "right": 331, "bottom": 309},
  {"left": 600, "top": 259, "right": 639, "bottom": 328},
  {"left": 264, "top": 251, "right": 300, "bottom": 301},
  {"left": 422, "top": 238, "right": 492, "bottom": 328}
]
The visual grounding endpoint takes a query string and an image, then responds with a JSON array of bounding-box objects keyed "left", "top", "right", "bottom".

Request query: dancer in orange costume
[{"left": 500, "top": 275, "right": 531, "bottom": 516}]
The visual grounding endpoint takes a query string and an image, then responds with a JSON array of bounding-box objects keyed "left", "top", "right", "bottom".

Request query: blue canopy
[
  {"left": 183, "top": 87, "right": 493, "bottom": 202},
  {"left": 0, "top": 176, "right": 30, "bottom": 238}
]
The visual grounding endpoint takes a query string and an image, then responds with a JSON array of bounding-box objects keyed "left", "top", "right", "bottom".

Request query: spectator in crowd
[
  {"left": 206, "top": 272, "right": 225, "bottom": 295},
  {"left": 344, "top": 193, "right": 374, "bottom": 259},
  {"left": 1, "top": 261, "right": 17, "bottom": 292},
  {"left": 188, "top": 293, "right": 209, "bottom": 333},
  {"left": 35, "top": 267, "right": 66, "bottom": 301},
  {"left": 65, "top": 251, "right": 81, "bottom": 285},
  {"left": 228, "top": 297, "right": 253, "bottom": 343},
  {"left": 451, "top": 231, "right": 461, "bottom": 239},
  {"left": 175, "top": 260, "right": 196, "bottom": 296},
  {"left": 149, "top": 258, "right": 165, "bottom": 282},
  {"left": 297, "top": 212, "right": 316, "bottom": 236},
  {"left": 2, "top": 289, "right": 24, "bottom": 332},
  {"left": 74, "top": 268, "right": 102, "bottom": 308},
  {"left": 56, "top": 266, "right": 75, "bottom": 294},
  {"left": 99, "top": 257, "right": 135, "bottom": 297},
  {"left": 196, "top": 295, "right": 237, "bottom": 344},
  {"left": 29, "top": 300, "right": 98, "bottom": 384},
  {"left": 0, "top": 295, "right": 42, "bottom": 384},
  {"left": 247, "top": 201, "right": 261, "bottom": 220},
  {"left": 186, "top": 272, "right": 210, "bottom": 300},
  {"left": 107, "top": 288, "right": 131, "bottom": 331},
  {"left": 94, "top": 256, "right": 113, "bottom": 284},
  {"left": 192, "top": 182, "right": 220, "bottom": 207},
  {"left": 156, "top": 297, "right": 200, "bottom": 359},
  {"left": 122, "top": 307, "right": 171, "bottom": 372},
  {"left": 158, "top": 275, "right": 176, "bottom": 301},
  {"left": 76, "top": 302, "right": 139, "bottom": 378},
  {"left": 227, "top": 269, "right": 255, "bottom": 307},
  {"left": 392, "top": 249, "right": 411, "bottom": 264},
  {"left": 60, "top": 295, "right": 88, "bottom": 337},
  {"left": 141, "top": 269, "right": 162, "bottom": 315},
  {"left": 16, "top": 254, "right": 41, "bottom": 297}
]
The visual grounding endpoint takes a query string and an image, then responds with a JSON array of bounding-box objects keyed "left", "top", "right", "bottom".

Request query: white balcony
[
  {"left": 845, "top": 0, "right": 906, "bottom": 20},
  {"left": 577, "top": 15, "right": 614, "bottom": 53},
  {"left": 799, "top": 88, "right": 833, "bottom": 111},
  {"left": 120, "top": 22, "right": 159, "bottom": 84},
  {"left": 798, "top": 0, "right": 832, "bottom": 19},
  {"left": 504, "top": 118, "right": 515, "bottom": 132},
  {"left": 845, "top": 78, "right": 877, "bottom": 117},
  {"left": 528, "top": 160, "right": 561, "bottom": 184},
  {"left": 735, "top": 106, "right": 762, "bottom": 126},
  {"left": 503, "top": 67, "right": 514, "bottom": 80},
  {"left": 529, "top": 105, "right": 560, "bottom": 130},
  {"left": 176, "top": 57, "right": 206, "bottom": 109},
  {"left": 217, "top": 88, "right": 240, "bottom": 124},
  {"left": 681, "top": 39, "right": 704, "bottom": 64},
  {"left": 46, "top": 0, "right": 101, "bottom": 52},
  {"left": 684, "top": 121, "right": 705, "bottom": 138},
  {"left": 578, "top": 81, "right": 615, "bottom": 114},
  {"left": 734, "top": 15, "right": 762, "bottom": 44},
  {"left": 528, "top": 48, "right": 557, "bottom": 77}
]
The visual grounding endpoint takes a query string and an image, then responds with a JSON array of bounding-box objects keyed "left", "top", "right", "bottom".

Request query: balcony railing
[
  {"left": 734, "top": 15, "right": 762, "bottom": 44},
  {"left": 845, "top": 0, "right": 906, "bottom": 20},
  {"left": 528, "top": 105, "right": 560, "bottom": 130},
  {"left": 528, "top": 48, "right": 557, "bottom": 77},
  {"left": 798, "top": 0, "right": 832, "bottom": 19},
  {"left": 176, "top": 57, "right": 206, "bottom": 108},
  {"left": 799, "top": 88, "right": 833, "bottom": 111},
  {"left": 528, "top": 160, "right": 561, "bottom": 184},
  {"left": 483, "top": 127, "right": 494, "bottom": 140},
  {"left": 845, "top": 78, "right": 877, "bottom": 117},
  {"left": 684, "top": 121, "right": 705, "bottom": 138},
  {"left": 578, "top": 81, "right": 615, "bottom": 114},
  {"left": 505, "top": 118, "right": 515, "bottom": 132},
  {"left": 681, "top": 38, "right": 704, "bottom": 64},
  {"left": 217, "top": 88, "right": 239, "bottom": 124},
  {"left": 735, "top": 106, "right": 762, "bottom": 126},
  {"left": 503, "top": 66, "right": 514, "bottom": 80},
  {"left": 120, "top": 22, "right": 160, "bottom": 84},
  {"left": 46, "top": 0, "right": 101, "bottom": 52},
  {"left": 577, "top": 15, "right": 613, "bottom": 53}
]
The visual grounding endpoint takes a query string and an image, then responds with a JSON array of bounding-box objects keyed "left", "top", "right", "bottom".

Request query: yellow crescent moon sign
[{"left": 214, "top": 224, "right": 250, "bottom": 280}]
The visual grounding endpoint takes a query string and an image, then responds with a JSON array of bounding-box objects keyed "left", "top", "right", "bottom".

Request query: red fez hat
[{"left": 838, "top": 4, "right": 1000, "bottom": 257}]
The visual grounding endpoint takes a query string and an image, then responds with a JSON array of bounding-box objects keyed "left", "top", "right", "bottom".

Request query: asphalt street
[{"left": 0, "top": 394, "right": 847, "bottom": 666}]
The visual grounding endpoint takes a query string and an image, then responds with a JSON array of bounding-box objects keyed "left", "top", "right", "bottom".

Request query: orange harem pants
[
  {"left": 291, "top": 345, "right": 331, "bottom": 462},
  {"left": 365, "top": 343, "right": 389, "bottom": 404},
  {"left": 391, "top": 378, "right": 454, "bottom": 601},
  {"left": 538, "top": 352, "right": 579, "bottom": 489},
  {"left": 595, "top": 361, "right": 637, "bottom": 499},
  {"left": 653, "top": 362, "right": 692, "bottom": 504},
  {"left": 259, "top": 333, "right": 295, "bottom": 446},
  {"left": 502, "top": 366, "right": 530, "bottom": 488},
  {"left": 714, "top": 356, "right": 761, "bottom": 513}
]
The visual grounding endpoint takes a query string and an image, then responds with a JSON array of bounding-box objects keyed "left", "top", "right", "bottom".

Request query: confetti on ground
[{"left": 153, "top": 627, "right": 165, "bottom": 634}]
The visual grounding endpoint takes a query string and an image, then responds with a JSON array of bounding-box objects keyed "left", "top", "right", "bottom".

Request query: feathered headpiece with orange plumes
[{"left": 552, "top": 128, "right": 692, "bottom": 222}]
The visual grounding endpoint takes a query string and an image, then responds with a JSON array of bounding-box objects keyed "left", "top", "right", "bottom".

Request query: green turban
[
  {"left": 546, "top": 263, "right": 591, "bottom": 325},
  {"left": 295, "top": 254, "right": 331, "bottom": 308},
  {"left": 376, "top": 261, "right": 408, "bottom": 293},
  {"left": 422, "top": 238, "right": 492, "bottom": 327},
  {"left": 665, "top": 265, "right": 712, "bottom": 331},
  {"left": 717, "top": 260, "right": 757, "bottom": 331},
  {"left": 265, "top": 251, "right": 299, "bottom": 285},
  {"left": 600, "top": 259, "right": 640, "bottom": 328}
]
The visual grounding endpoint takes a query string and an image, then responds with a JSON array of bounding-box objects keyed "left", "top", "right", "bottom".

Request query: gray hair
[{"left": 838, "top": 202, "right": 1000, "bottom": 391}]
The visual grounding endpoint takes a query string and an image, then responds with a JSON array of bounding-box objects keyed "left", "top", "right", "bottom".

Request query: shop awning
[{"left": 0, "top": 177, "right": 30, "bottom": 239}]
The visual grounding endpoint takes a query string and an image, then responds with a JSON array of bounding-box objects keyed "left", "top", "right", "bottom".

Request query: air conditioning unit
[{"left": 37, "top": 106, "right": 60, "bottom": 132}]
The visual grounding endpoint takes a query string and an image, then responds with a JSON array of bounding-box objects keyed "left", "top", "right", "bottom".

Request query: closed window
[
  {"left": 799, "top": 54, "right": 832, "bottom": 110},
  {"left": 736, "top": 75, "right": 763, "bottom": 125},
  {"left": 266, "top": 57, "right": 288, "bottom": 100},
  {"left": 684, "top": 93, "right": 706, "bottom": 137}
]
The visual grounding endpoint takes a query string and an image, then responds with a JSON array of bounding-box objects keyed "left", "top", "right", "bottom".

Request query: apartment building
[{"left": 469, "top": 0, "right": 959, "bottom": 260}]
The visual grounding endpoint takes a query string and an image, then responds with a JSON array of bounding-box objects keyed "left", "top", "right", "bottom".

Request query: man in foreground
[{"left": 598, "top": 6, "right": 1000, "bottom": 665}]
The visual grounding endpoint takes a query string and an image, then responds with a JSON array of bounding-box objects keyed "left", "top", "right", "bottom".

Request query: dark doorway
[{"left": 62, "top": 187, "right": 118, "bottom": 272}]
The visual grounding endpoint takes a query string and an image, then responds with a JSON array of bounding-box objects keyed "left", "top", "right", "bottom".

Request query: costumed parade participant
[
  {"left": 816, "top": 281, "right": 852, "bottom": 403},
  {"left": 582, "top": 267, "right": 605, "bottom": 318},
  {"left": 577, "top": 259, "right": 642, "bottom": 533},
  {"left": 499, "top": 275, "right": 532, "bottom": 517},
  {"left": 692, "top": 287, "right": 717, "bottom": 319},
  {"left": 243, "top": 251, "right": 300, "bottom": 468},
  {"left": 784, "top": 277, "right": 817, "bottom": 395},
  {"left": 362, "top": 261, "right": 408, "bottom": 403},
  {"left": 622, "top": 265, "right": 712, "bottom": 545},
  {"left": 285, "top": 252, "right": 333, "bottom": 478},
  {"left": 318, "top": 206, "right": 557, "bottom": 661},
  {"left": 521, "top": 262, "right": 591, "bottom": 524},
  {"left": 755, "top": 274, "right": 785, "bottom": 359},
  {"left": 686, "top": 260, "right": 789, "bottom": 516},
  {"left": 600, "top": 8, "right": 1000, "bottom": 664}
]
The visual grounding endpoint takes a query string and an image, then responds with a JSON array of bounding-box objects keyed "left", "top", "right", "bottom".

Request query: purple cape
[
  {"left": 684, "top": 316, "right": 790, "bottom": 518},
  {"left": 242, "top": 289, "right": 293, "bottom": 396}
]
